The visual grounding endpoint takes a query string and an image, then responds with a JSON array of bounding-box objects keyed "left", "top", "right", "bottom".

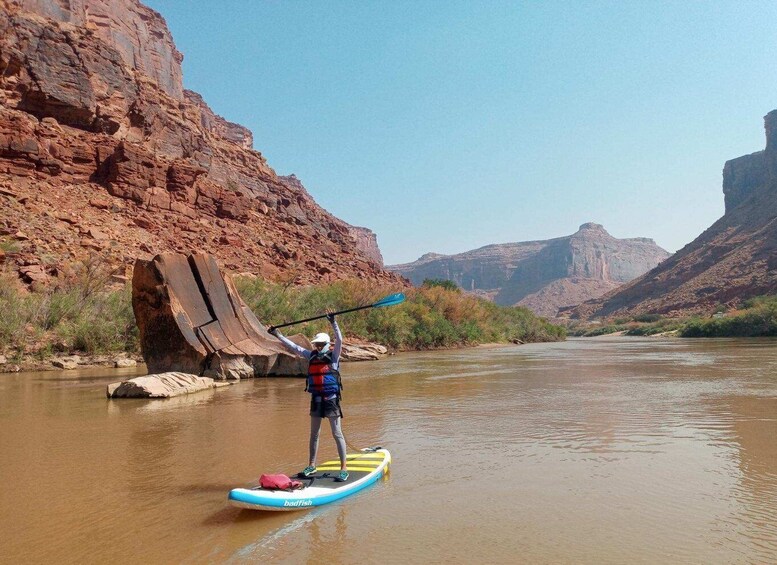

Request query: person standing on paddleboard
[{"left": 269, "top": 312, "right": 349, "bottom": 482}]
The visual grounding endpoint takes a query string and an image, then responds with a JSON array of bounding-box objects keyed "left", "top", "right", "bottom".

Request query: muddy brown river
[{"left": 1, "top": 337, "right": 776, "bottom": 564}]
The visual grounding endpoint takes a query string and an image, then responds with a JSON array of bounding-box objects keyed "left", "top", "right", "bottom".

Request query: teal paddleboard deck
[{"left": 228, "top": 448, "right": 391, "bottom": 511}]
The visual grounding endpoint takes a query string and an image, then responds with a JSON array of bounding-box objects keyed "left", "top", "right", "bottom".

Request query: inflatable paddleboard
[{"left": 228, "top": 448, "right": 391, "bottom": 511}]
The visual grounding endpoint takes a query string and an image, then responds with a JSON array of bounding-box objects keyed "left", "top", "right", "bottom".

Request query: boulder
[
  {"left": 107, "top": 372, "right": 216, "bottom": 398},
  {"left": 341, "top": 341, "right": 388, "bottom": 362},
  {"left": 19, "top": 264, "right": 47, "bottom": 284},
  {"left": 52, "top": 356, "right": 80, "bottom": 370},
  {"left": 132, "top": 252, "right": 305, "bottom": 379},
  {"left": 0, "top": 354, "right": 6, "bottom": 365},
  {"left": 114, "top": 358, "right": 137, "bottom": 368}
]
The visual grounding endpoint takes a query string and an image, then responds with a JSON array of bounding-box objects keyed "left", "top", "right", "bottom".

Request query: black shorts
[{"left": 310, "top": 396, "right": 343, "bottom": 418}]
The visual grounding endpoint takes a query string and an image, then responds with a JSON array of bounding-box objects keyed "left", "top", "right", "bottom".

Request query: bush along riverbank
[
  {"left": 0, "top": 263, "right": 139, "bottom": 370},
  {"left": 234, "top": 277, "right": 566, "bottom": 349},
  {"left": 566, "top": 296, "right": 777, "bottom": 338},
  {"left": 679, "top": 296, "right": 777, "bottom": 337},
  {"left": 0, "top": 269, "right": 565, "bottom": 371},
  {"left": 566, "top": 313, "right": 685, "bottom": 337}
]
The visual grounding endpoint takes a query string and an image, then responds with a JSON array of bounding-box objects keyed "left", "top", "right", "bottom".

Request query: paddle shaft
[{"left": 270, "top": 302, "right": 383, "bottom": 330}]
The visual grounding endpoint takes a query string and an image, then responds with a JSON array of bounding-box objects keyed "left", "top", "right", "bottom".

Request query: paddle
[{"left": 267, "top": 293, "right": 406, "bottom": 332}]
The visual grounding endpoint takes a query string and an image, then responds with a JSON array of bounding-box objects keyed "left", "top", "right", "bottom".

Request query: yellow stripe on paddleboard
[
  {"left": 322, "top": 456, "right": 386, "bottom": 466},
  {"left": 316, "top": 459, "right": 383, "bottom": 469},
  {"left": 312, "top": 467, "right": 375, "bottom": 473}
]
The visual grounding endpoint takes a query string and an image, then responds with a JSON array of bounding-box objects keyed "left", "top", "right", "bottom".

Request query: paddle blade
[{"left": 373, "top": 293, "right": 405, "bottom": 308}]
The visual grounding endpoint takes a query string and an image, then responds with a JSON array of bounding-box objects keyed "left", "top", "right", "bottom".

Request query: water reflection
[{"left": 704, "top": 394, "right": 777, "bottom": 560}]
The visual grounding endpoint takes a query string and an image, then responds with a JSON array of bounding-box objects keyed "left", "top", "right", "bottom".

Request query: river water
[{"left": 1, "top": 337, "right": 776, "bottom": 564}]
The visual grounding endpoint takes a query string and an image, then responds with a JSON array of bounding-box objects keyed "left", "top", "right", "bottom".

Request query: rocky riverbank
[
  {"left": 0, "top": 352, "right": 144, "bottom": 374},
  {"left": 0, "top": 340, "right": 390, "bottom": 374}
]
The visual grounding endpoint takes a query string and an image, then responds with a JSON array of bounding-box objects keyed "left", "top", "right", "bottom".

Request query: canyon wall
[
  {"left": 0, "top": 0, "right": 400, "bottom": 287},
  {"left": 15, "top": 0, "right": 183, "bottom": 98},
  {"left": 568, "top": 111, "right": 777, "bottom": 318}
]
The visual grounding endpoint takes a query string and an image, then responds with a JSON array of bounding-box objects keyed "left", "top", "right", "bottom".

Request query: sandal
[
  {"left": 335, "top": 470, "right": 349, "bottom": 482},
  {"left": 300, "top": 466, "right": 316, "bottom": 477}
]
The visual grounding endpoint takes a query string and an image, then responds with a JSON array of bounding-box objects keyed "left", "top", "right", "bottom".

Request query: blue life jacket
[{"left": 306, "top": 350, "right": 341, "bottom": 398}]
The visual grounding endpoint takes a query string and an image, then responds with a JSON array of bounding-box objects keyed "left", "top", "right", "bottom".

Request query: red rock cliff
[
  {"left": 0, "top": 0, "right": 402, "bottom": 287},
  {"left": 14, "top": 0, "right": 183, "bottom": 99}
]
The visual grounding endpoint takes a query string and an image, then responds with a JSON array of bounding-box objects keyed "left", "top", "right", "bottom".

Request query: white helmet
[{"left": 311, "top": 332, "right": 331, "bottom": 344}]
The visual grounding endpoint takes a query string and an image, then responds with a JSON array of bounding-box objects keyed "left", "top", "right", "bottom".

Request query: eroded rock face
[
  {"left": 1, "top": 6, "right": 138, "bottom": 133},
  {"left": 389, "top": 223, "right": 670, "bottom": 317},
  {"left": 15, "top": 0, "right": 184, "bottom": 99},
  {"left": 0, "top": 0, "right": 404, "bottom": 289},
  {"left": 184, "top": 90, "right": 252, "bottom": 149},
  {"left": 346, "top": 225, "right": 384, "bottom": 268},
  {"left": 723, "top": 111, "right": 777, "bottom": 212},
  {"left": 569, "top": 111, "right": 777, "bottom": 318},
  {"left": 132, "top": 253, "right": 307, "bottom": 379}
]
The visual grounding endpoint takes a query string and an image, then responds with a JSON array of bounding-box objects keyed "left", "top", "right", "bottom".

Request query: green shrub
[
  {"left": 633, "top": 313, "right": 662, "bottom": 323},
  {"left": 422, "top": 278, "right": 460, "bottom": 292},
  {"left": 0, "top": 238, "right": 21, "bottom": 254},
  {"left": 566, "top": 298, "right": 777, "bottom": 339},
  {"left": 680, "top": 299, "right": 777, "bottom": 337},
  {"left": 0, "top": 271, "right": 28, "bottom": 346},
  {"left": 235, "top": 278, "right": 565, "bottom": 349},
  {"left": 583, "top": 324, "right": 627, "bottom": 337},
  {"left": 0, "top": 266, "right": 138, "bottom": 357},
  {"left": 1, "top": 268, "right": 565, "bottom": 359},
  {"left": 56, "top": 284, "right": 138, "bottom": 354},
  {"left": 741, "top": 295, "right": 777, "bottom": 310}
]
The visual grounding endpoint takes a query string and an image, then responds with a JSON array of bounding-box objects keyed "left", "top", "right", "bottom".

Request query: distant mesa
[
  {"left": 567, "top": 110, "right": 777, "bottom": 319},
  {"left": 416, "top": 252, "right": 446, "bottom": 263},
  {"left": 389, "top": 223, "right": 670, "bottom": 318}
]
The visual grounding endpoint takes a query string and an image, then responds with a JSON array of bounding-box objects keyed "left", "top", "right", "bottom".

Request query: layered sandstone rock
[
  {"left": 131, "top": 252, "right": 388, "bottom": 379},
  {"left": 0, "top": 0, "right": 402, "bottom": 288},
  {"left": 341, "top": 341, "right": 388, "bottom": 361},
  {"left": 568, "top": 111, "right": 777, "bottom": 318},
  {"left": 184, "top": 90, "right": 253, "bottom": 149},
  {"left": 389, "top": 223, "right": 670, "bottom": 317},
  {"left": 107, "top": 372, "right": 219, "bottom": 398},
  {"left": 132, "top": 252, "right": 308, "bottom": 379},
  {"left": 347, "top": 225, "right": 385, "bottom": 267},
  {"left": 11, "top": 0, "right": 184, "bottom": 99}
]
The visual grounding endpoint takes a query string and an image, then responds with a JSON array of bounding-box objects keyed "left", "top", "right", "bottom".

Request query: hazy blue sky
[{"left": 145, "top": 0, "right": 777, "bottom": 265}]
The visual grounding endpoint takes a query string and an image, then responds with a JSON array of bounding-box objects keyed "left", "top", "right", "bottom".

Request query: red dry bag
[{"left": 259, "top": 473, "right": 303, "bottom": 491}]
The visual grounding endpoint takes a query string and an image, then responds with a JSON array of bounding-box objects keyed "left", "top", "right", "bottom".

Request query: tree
[{"left": 421, "top": 278, "right": 460, "bottom": 292}]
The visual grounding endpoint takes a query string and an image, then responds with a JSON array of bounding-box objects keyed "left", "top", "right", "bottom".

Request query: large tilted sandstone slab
[
  {"left": 132, "top": 252, "right": 307, "bottom": 380},
  {"left": 106, "top": 372, "right": 220, "bottom": 398}
]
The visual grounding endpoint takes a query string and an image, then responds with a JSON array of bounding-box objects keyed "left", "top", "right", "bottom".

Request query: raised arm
[
  {"left": 270, "top": 328, "right": 312, "bottom": 360},
  {"left": 329, "top": 315, "right": 343, "bottom": 364}
]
